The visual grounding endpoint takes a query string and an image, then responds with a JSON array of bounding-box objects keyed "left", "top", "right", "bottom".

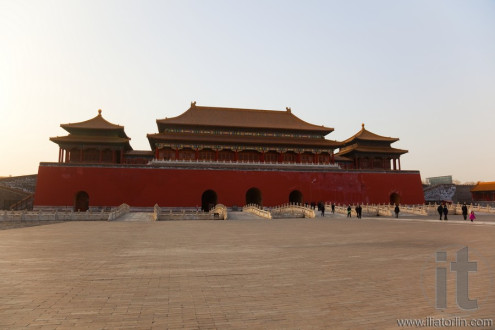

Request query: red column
[
  {"left": 260, "top": 151, "right": 265, "bottom": 162},
  {"left": 278, "top": 153, "right": 283, "bottom": 163},
  {"left": 234, "top": 151, "right": 238, "bottom": 161},
  {"left": 297, "top": 153, "right": 301, "bottom": 163},
  {"left": 64, "top": 150, "right": 69, "bottom": 163},
  {"left": 155, "top": 147, "right": 159, "bottom": 160},
  {"left": 58, "top": 148, "right": 62, "bottom": 162},
  {"left": 175, "top": 149, "right": 179, "bottom": 160},
  {"left": 315, "top": 153, "right": 319, "bottom": 164},
  {"left": 398, "top": 158, "right": 401, "bottom": 171},
  {"left": 120, "top": 149, "right": 124, "bottom": 164},
  {"left": 393, "top": 159, "right": 397, "bottom": 170},
  {"left": 215, "top": 150, "right": 219, "bottom": 161},
  {"left": 195, "top": 149, "right": 199, "bottom": 161},
  {"left": 331, "top": 152, "right": 335, "bottom": 164}
]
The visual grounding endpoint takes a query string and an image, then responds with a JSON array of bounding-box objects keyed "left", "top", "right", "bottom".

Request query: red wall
[{"left": 34, "top": 163, "right": 425, "bottom": 208}]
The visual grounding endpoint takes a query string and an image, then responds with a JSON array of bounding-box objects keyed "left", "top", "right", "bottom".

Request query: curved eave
[
  {"left": 60, "top": 112, "right": 128, "bottom": 137},
  {"left": 354, "top": 136, "right": 399, "bottom": 143},
  {"left": 336, "top": 146, "right": 408, "bottom": 157},
  {"left": 341, "top": 128, "right": 399, "bottom": 145},
  {"left": 50, "top": 135, "right": 133, "bottom": 150},
  {"left": 471, "top": 182, "right": 495, "bottom": 192},
  {"left": 61, "top": 127, "right": 130, "bottom": 139},
  {"left": 146, "top": 132, "right": 341, "bottom": 150},
  {"left": 156, "top": 122, "right": 334, "bottom": 136},
  {"left": 156, "top": 105, "right": 334, "bottom": 135}
]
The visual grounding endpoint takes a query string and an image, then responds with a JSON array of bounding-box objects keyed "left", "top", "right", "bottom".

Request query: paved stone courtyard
[{"left": 1, "top": 215, "right": 494, "bottom": 329}]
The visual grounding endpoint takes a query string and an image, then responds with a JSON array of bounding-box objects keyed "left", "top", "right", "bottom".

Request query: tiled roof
[
  {"left": 50, "top": 135, "right": 131, "bottom": 144},
  {"left": 341, "top": 124, "right": 399, "bottom": 145},
  {"left": 336, "top": 144, "right": 408, "bottom": 156},
  {"left": 147, "top": 132, "right": 341, "bottom": 149},
  {"left": 156, "top": 103, "right": 333, "bottom": 134},
  {"left": 471, "top": 182, "right": 495, "bottom": 192},
  {"left": 61, "top": 110, "right": 125, "bottom": 132}
]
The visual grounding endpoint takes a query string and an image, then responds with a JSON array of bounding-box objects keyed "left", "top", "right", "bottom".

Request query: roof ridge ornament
[
  {"left": 191, "top": 101, "right": 197, "bottom": 108},
  {"left": 98, "top": 109, "right": 102, "bottom": 116},
  {"left": 286, "top": 107, "right": 291, "bottom": 113},
  {"left": 362, "top": 123, "right": 365, "bottom": 129}
]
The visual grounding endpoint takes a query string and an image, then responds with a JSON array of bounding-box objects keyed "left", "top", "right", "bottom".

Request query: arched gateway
[
  {"left": 74, "top": 191, "right": 89, "bottom": 211},
  {"left": 289, "top": 190, "right": 303, "bottom": 204},
  {"left": 390, "top": 193, "right": 400, "bottom": 205},
  {"left": 201, "top": 190, "right": 217, "bottom": 211},
  {"left": 246, "top": 187, "right": 262, "bottom": 206}
]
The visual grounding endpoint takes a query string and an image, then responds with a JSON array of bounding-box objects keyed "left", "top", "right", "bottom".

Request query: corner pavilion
[{"left": 35, "top": 103, "right": 424, "bottom": 211}]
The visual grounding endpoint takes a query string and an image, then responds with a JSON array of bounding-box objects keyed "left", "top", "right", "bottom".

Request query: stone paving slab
[{"left": 0, "top": 217, "right": 494, "bottom": 329}]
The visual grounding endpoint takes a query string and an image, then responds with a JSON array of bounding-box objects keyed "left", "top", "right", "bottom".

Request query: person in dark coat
[
  {"left": 357, "top": 205, "right": 362, "bottom": 218},
  {"left": 347, "top": 205, "right": 351, "bottom": 218},
  {"left": 462, "top": 204, "right": 468, "bottom": 220},
  {"left": 321, "top": 204, "right": 325, "bottom": 217},
  {"left": 443, "top": 205, "right": 448, "bottom": 220},
  {"left": 331, "top": 203, "right": 335, "bottom": 214},
  {"left": 394, "top": 204, "right": 400, "bottom": 218},
  {"left": 355, "top": 205, "right": 362, "bottom": 219},
  {"left": 437, "top": 204, "right": 443, "bottom": 220}
]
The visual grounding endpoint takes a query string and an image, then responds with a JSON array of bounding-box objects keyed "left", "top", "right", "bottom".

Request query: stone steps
[
  {"left": 228, "top": 211, "right": 265, "bottom": 220},
  {"left": 115, "top": 212, "right": 153, "bottom": 221}
]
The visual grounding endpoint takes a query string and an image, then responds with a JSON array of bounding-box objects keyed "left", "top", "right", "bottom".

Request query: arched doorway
[
  {"left": 390, "top": 192, "right": 400, "bottom": 205},
  {"left": 246, "top": 187, "right": 262, "bottom": 206},
  {"left": 289, "top": 190, "right": 303, "bottom": 204},
  {"left": 74, "top": 191, "right": 89, "bottom": 211},
  {"left": 201, "top": 190, "right": 217, "bottom": 211}
]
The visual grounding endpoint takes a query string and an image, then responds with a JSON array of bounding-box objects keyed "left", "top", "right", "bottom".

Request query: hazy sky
[{"left": 1, "top": 0, "right": 494, "bottom": 182}]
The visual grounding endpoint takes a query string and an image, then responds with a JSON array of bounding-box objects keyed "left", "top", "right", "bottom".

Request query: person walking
[
  {"left": 462, "top": 204, "right": 468, "bottom": 220},
  {"left": 443, "top": 205, "right": 448, "bottom": 220},
  {"left": 355, "top": 205, "right": 362, "bottom": 219},
  {"left": 321, "top": 204, "right": 325, "bottom": 217},
  {"left": 469, "top": 210, "right": 476, "bottom": 222},
  {"left": 347, "top": 205, "right": 351, "bottom": 218},
  {"left": 357, "top": 205, "right": 362, "bottom": 219},
  {"left": 394, "top": 204, "right": 400, "bottom": 218},
  {"left": 331, "top": 203, "right": 335, "bottom": 214},
  {"left": 437, "top": 204, "right": 443, "bottom": 220}
]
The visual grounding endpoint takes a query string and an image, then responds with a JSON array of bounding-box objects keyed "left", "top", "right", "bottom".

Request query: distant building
[
  {"left": 471, "top": 182, "right": 495, "bottom": 205},
  {"left": 426, "top": 176, "right": 453, "bottom": 186},
  {"left": 423, "top": 184, "right": 474, "bottom": 205}
]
